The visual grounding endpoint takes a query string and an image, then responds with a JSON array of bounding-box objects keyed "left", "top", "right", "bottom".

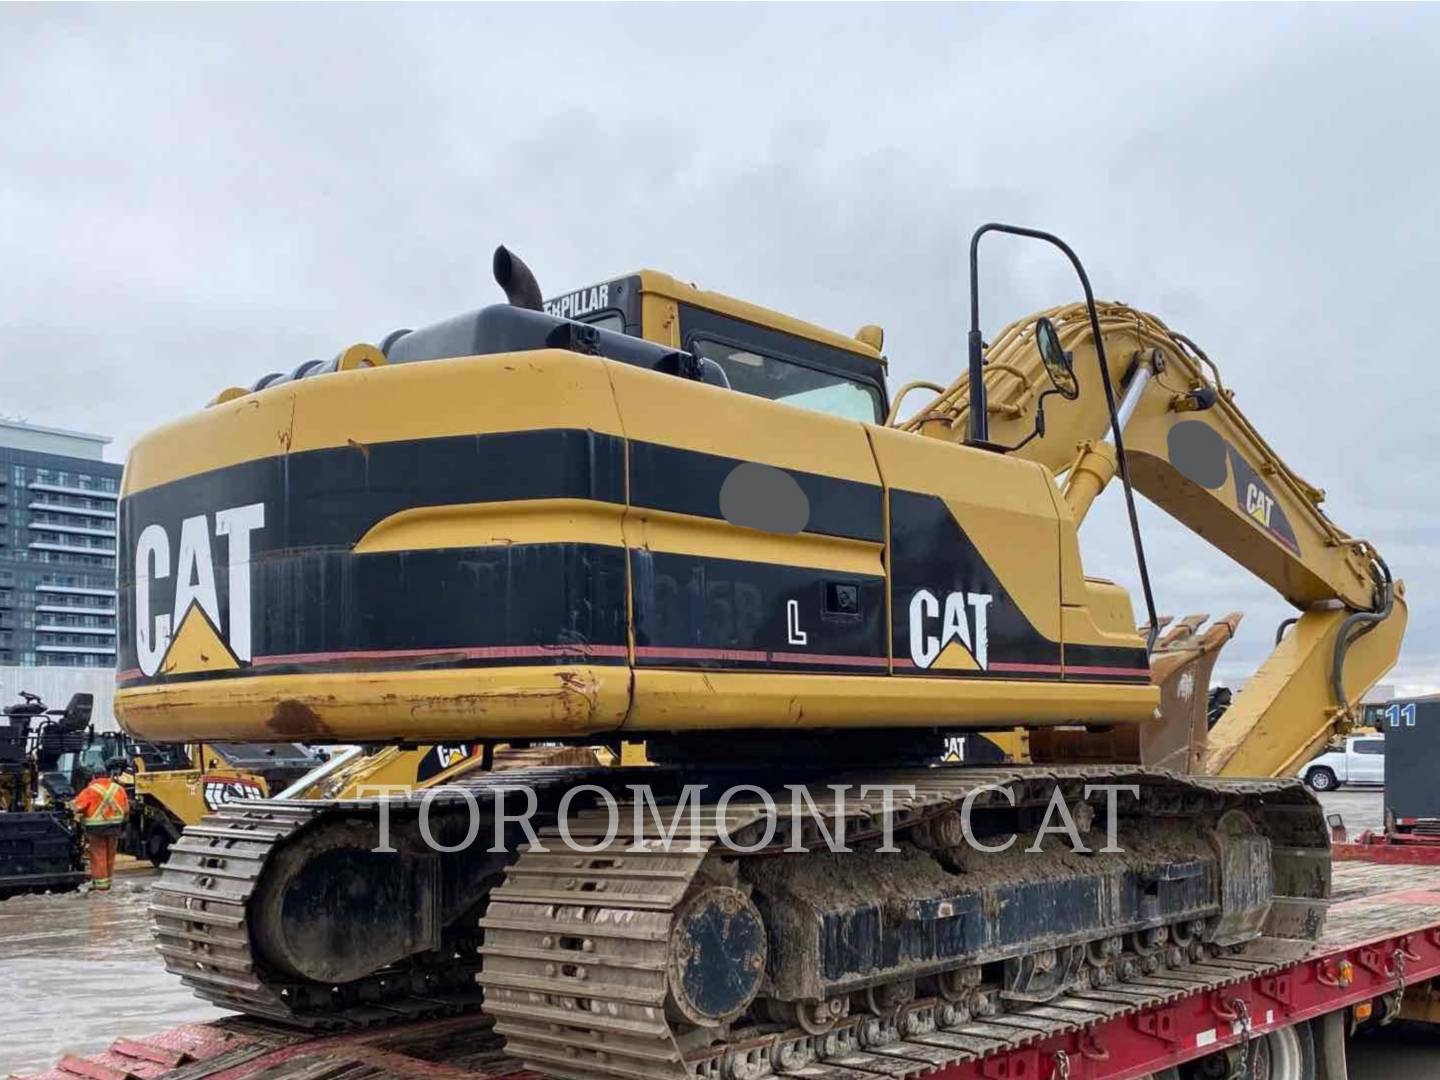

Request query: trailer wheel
[
  {"left": 1247, "top": 1021, "right": 1316, "bottom": 1080},
  {"left": 1305, "top": 767, "right": 1338, "bottom": 792}
]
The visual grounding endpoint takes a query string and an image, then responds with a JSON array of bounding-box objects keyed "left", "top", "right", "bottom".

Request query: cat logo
[
  {"left": 416, "top": 743, "right": 482, "bottom": 783},
  {"left": 202, "top": 777, "right": 265, "bottom": 811},
  {"left": 908, "top": 589, "right": 993, "bottom": 671},
  {"left": 435, "top": 744, "right": 476, "bottom": 770},
  {"left": 1244, "top": 482, "right": 1275, "bottom": 528},
  {"left": 134, "top": 502, "right": 265, "bottom": 678}
]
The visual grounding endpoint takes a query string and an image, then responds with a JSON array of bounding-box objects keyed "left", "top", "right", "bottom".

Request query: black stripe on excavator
[
  {"left": 889, "top": 488, "right": 1061, "bottom": 677},
  {"left": 117, "top": 429, "right": 1142, "bottom": 683},
  {"left": 117, "top": 542, "right": 630, "bottom": 682},
  {"left": 1227, "top": 446, "right": 1301, "bottom": 554},
  {"left": 117, "top": 428, "right": 628, "bottom": 578},
  {"left": 118, "top": 429, "right": 884, "bottom": 587},
  {"left": 630, "top": 549, "right": 887, "bottom": 671},
  {"left": 629, "top": 440, "right": 885, "bottom": 543},
  {"left": 1063, "top": 641, "right": 1153, "bottom": 681},
  {"left": 888, "top": 489, "right": 1149, "bottom": 681}
]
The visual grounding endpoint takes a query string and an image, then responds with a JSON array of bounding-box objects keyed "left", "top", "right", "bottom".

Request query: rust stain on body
[{"left": 269, "top": 699, "right": 334, "bottom": 738}]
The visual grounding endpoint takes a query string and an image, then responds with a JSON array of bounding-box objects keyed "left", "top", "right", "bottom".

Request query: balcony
[
  {"left": 29, "top": 482, "right": 118, "bottom": 501},
  {"left": 36, "top": 584, "right": 116, "bottom": 598},
  {"left": 35, "top": 603, "right": 116, "bottom": 617},
  {"left": 36, "top": 625, "right": 117, "bottom": 637},
  {"left": 29, "top": 501, "right": 116, "bottom": 520},
  {"left": 28, "top": 521, "right": 116, "bottom": 539},
  {"left": 35, "top": 644, "right": 117, "bottom": 656},
  {"left": 28, "top": 540, "right": 117, "bottom": 557}
]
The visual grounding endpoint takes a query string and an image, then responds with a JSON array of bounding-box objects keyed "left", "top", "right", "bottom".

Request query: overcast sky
[{"left": 4, "top": 4, "right": 1439, "bottom": 692}]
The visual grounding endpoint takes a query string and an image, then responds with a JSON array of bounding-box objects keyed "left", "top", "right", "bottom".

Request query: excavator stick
[{"left": 1207, "top": 589, "right": 1409, "bottom": 777}]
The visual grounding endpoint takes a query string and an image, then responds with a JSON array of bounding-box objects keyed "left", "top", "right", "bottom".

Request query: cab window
[
  {"left": 692, "top": 339, "right": 881, "bottom": 423},
  {"left": 1354, "top": 739, "right": 1383, "bottom": 755}
]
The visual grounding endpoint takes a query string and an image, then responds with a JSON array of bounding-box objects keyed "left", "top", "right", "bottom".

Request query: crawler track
[
  {"left": 152, "top": 799, "right": 489, "bottom": 1027},
  {"left": 478, "top": 769, "right": 1326, "bottom": 1080},
  {"left": 152, "top": 764, "right": 1328, "bottom": 1079},
  {"left": 150, "top": 764, "right": 608, "bottom": 1027},
  {"left": 486, "top": 934, "right": 1307, "bottom": 1080}
]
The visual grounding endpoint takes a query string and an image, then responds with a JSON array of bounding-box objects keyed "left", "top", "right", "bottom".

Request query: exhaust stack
[{"left": 493, "top": 245, "right": 544, "bottom": 311}]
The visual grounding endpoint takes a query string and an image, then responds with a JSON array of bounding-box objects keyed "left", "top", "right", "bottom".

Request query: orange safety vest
[{"left": 75, "top": 777, "right": 129, "bottom": 827}]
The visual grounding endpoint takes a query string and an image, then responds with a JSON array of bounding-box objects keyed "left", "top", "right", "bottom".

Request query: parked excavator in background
[
  {"left": 115, "top": 226, "right": 1405, "bottom": 1080},
  {"left": 111, "top": 740, "right": 323, "bottom": 865}
]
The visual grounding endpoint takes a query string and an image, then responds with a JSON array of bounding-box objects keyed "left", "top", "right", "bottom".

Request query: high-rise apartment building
[{"left": 0, "top": 419, "right": 121, "bottom": 668}]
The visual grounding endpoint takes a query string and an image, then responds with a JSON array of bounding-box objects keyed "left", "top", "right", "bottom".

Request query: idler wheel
[{"left": 666, "top": 886, "right": 767, "bottom": 1026}]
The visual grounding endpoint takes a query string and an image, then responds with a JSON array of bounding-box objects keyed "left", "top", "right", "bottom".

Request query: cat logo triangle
[
  {"left": 159, "top": 601, "right": 241, "bottom": 676},
  {"left": 931, "top": 638, "right": 982, "bottom": 671}
]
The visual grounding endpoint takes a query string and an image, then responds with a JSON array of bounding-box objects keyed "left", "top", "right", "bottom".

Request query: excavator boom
[{"left": 901, "top": 301, "right": 1405, "bottom": 775}]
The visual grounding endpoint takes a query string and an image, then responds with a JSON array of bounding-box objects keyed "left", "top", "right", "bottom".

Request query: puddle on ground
[{"left": 0, "top": 872, "right": 230, "bottom": 1076}]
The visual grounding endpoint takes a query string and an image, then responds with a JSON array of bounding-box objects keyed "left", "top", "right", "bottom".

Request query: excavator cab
[{"left": 541, "top": 267, "right": 890, "bottom": 423}]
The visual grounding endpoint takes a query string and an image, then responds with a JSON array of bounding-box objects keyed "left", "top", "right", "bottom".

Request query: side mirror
[{"left": 1035, "top": 317, "right": 1079, "bottom": 400}]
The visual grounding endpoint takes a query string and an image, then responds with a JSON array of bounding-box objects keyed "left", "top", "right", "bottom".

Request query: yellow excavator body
[{"left": 116, "top": 278, "right": 1158, "bottom": 748}]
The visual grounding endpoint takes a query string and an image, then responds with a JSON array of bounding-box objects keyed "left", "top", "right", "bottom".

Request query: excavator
[{"left": 114, "top": 226, "right": 1404, "bottom": 1080}]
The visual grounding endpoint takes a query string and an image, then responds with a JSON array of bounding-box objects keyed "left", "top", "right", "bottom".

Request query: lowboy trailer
[{"left": 19, "top": 850, "right": 1440, "bottom": 1080}]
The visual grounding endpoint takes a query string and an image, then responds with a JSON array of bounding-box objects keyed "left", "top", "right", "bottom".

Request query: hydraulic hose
[{"left": 1330, "top": 552, "right": 1395, "bottom": 714}]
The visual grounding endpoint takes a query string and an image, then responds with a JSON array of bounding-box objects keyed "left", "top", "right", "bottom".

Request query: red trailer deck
[{"left": 19, "top": 858, "right": 1440, "bottom": 1080}]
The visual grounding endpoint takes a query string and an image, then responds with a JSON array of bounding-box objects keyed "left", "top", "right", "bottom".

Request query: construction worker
[{"left": 71, "top": 759, "right": 130, "bottom": 891}]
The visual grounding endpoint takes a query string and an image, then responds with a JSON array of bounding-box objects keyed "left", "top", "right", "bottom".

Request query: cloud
[{"left": 4, "top": 5, "right": 1438, "bottom": 689}]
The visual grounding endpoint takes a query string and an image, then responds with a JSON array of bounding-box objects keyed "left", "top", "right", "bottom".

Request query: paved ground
[
  {"left": 0, "top": 868, "right": 227, "bottom": 1076},
  {"left": 1317, "top": 786, "right": 1385, "bottom": 836},
  {"left": 1349, "top": 1022, "right": 1440, "bottom": 1076}
]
